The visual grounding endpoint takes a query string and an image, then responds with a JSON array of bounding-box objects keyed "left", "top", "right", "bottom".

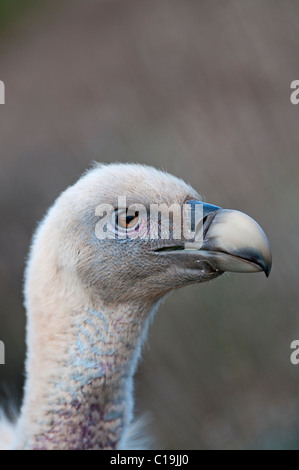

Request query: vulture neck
[{"left": 14, "top": 260, "right": 155, "bottom": 450}]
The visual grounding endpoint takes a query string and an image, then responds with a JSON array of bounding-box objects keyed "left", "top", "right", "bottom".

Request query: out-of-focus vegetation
[{"left": 0, "top": 0, "right": 39, "bottom": 32}]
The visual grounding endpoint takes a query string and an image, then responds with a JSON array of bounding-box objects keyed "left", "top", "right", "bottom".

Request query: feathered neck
[
  {"left": 12, "top": 220, "right": 156, "bottom": 449},
  {"left": 13, "top": 298, "right": 153, "bottom": 450}
]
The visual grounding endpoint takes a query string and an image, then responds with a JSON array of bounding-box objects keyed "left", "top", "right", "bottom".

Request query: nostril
[
  {"left": 202, "top": 215, "right": 208, "bottom": 225},
  {"left": 201, "top": 215, "right": 209, "bottom": 236},
  {"left": 202, "top": 211, "right": 219, "bottom": 239}
]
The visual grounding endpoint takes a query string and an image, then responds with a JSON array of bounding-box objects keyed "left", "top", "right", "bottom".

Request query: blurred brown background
[{"left": 0, "top": 0, "right": 299, "bottom": 449}]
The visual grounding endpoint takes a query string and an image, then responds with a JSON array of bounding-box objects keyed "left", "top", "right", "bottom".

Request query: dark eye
[{"left": 116, "top": 211, "right": 139, "bottom": 230}]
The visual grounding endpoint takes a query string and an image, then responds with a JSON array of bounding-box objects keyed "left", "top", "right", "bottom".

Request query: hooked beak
[{"left": 156, "top": 201, "right": 272, "bottom": 277}]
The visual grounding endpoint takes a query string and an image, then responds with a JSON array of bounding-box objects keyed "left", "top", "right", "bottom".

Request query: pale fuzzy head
[{"left": 27, "top": 163, "right": 220, "bottom": 308}]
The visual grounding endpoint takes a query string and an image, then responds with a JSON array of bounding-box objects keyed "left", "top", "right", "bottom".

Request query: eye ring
[{"left": 115, "top": 209, "right": 140, "bottom": 231}]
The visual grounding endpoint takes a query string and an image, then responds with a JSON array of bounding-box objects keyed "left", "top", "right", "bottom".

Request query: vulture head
[
  {"left": 47, "top": 163, "right": 271, "bottom": 304},
  {"left": 1, "top": 163, "right": 271, "bottom": 450}
]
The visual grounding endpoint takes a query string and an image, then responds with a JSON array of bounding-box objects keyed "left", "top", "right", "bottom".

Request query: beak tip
[
  {"left": 260, "top": 250, "right": 272, "bottom": 277},
  {"left": 264, "top": 262, "right": 272, "bottom": 278}
]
